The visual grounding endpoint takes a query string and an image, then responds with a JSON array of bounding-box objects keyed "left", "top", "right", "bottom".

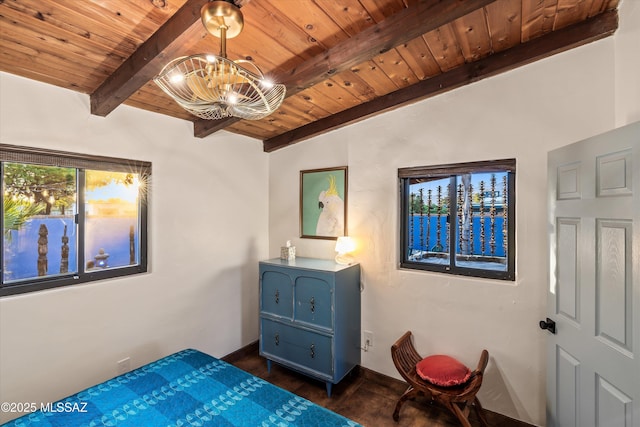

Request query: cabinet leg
[
  {"left": 266, "top": 359, "right": 272, "bottom": 373},
  {"left": 326, "top": 382, "right": 332, "bottom": 397}
]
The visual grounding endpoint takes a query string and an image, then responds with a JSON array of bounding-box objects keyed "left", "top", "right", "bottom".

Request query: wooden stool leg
[
  {"left": 393, "top": 386, "right": 419, "bottom": 422},
  {"left": 449, "top": 402, "right": 472, "bottom": 427}
]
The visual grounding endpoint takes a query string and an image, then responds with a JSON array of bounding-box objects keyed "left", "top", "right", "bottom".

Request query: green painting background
[{"left": 301, "top": 169, "right": 346, "bottom": 237}]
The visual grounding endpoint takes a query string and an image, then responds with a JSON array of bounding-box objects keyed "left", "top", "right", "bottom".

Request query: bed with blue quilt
[{"left": 2, "top": 348, "right": 362, "bottom": 427}]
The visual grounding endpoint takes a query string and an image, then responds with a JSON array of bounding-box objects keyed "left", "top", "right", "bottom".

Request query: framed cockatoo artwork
[{"left": 300, "top": 167, "right": 347, "bottom": 239}]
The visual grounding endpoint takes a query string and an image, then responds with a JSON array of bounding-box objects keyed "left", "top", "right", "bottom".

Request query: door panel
[
  {"left": 557, "top": 218, "right": 580, "bottom": 323},
  {"left": 556, "top": 347, "right": 579, "bottom": 427},
  {"left": 547, "top": 122, "right": 639, "bottom": 427},
  {"left": 596, "top": 374, "right": 633, "bottom": 427},
  {"left": 596, "top": 219, "right": 632, "bottom": 354},
  {"left": 596, "top": 149, "right": 632, "bottom": 197}
]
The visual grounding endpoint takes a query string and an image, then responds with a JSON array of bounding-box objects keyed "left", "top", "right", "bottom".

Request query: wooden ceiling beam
[
  {"left": 194, "top": 0, "right": 498, "bottom": 138},
  {"left": 89, "top": 0, "right": 205, "bottom": 117},
  {"left": 262, "top": 9, "right": 618, "bottom": 152}
]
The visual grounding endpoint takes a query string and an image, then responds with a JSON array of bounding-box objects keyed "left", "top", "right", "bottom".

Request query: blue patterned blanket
[{"left": 2, "top": 348, "right": 362, "bottom": 427}]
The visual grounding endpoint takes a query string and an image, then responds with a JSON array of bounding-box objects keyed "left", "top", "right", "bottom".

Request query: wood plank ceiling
[{"left": 0, "top": 0, "right": 619, "bottom": 151}]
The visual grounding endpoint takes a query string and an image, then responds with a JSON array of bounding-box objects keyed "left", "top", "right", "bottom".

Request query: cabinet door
[
  {"left": 261, "top": 270, "right": 293, "bottom": 318},
  {"left": 295, "top": 275, "right": 333, "bottom": 330}
]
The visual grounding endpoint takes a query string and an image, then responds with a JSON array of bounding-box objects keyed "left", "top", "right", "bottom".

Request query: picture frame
[{"left": 300, "top": 167, "right": 348, "bottom": 239}]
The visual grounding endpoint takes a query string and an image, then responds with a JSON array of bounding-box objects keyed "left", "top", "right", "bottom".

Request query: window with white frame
[
  {"left": 1, "top": 145, "right": 150, "bottom": 296},
  {"left": 399, "top": 159, "right": 515, "bottom": 280}
]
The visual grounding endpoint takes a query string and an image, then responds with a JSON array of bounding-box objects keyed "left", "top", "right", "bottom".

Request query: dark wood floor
[{"left": 224, "top": 343, "right": 533, "bottom": 427}]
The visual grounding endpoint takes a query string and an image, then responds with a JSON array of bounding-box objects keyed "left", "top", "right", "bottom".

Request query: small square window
[{"left": 399, "top": 159, "right": 515, "bottom": 280}]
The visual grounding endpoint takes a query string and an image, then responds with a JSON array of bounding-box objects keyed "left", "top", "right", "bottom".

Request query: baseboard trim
[{"left": 222, "top": 340, "right": 259, "bottom": 363}]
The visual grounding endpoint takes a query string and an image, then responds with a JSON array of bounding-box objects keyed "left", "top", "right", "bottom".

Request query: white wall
[
  {"left": 0, "top": 73, "right": 269, "bottom": 423},
  {"left": 268, "top": 1, "right": 639, "bottom": 425}
]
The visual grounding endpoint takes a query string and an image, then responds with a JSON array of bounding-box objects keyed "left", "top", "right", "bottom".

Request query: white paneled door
[{"left": 546, "top": 122, "right": 640, "bottom": 427}]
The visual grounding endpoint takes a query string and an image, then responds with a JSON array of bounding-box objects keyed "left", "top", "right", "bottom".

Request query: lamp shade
[
  {"left": 335, "top": 236, "right": 356, "bottom": 254},
  {"left": 335, "top": 237, "right": 356, "bottom": 265}
]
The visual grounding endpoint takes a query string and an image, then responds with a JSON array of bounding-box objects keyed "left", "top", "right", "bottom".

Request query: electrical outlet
[
  {"left": 363, "top": 330, "right": 373, "bottom": 348},
  {"left": 117, "top": 357, "right": 131, "bottom": 375}
]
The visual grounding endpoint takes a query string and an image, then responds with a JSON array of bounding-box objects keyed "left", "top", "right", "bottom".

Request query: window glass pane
[
  {"left": 400, "top": 159, "right": 515, "bottom": 280},
  {"left": 454, "top": 172, "right": 509, "bottom": 272},
  {"left": 406, "top": 176, "right": 451, "bottom": 266},
  {"left": 3, "top": 163, "right": 77, "bottom": 283},
  {"left": 84, "top": 170, "right": 140, "bottom": 270}
]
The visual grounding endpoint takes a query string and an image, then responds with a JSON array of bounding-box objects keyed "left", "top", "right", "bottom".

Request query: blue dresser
[{"left": 259, "top": 257, "right": 361, "bottom": 396}]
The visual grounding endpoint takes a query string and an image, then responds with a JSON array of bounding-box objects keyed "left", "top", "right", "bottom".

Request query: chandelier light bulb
[{"left": 169, "top": 72, "right": 184, "bottom": 84}]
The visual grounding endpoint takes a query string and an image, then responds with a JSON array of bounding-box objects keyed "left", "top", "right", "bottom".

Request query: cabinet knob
[
  {"left": 310, "top": 297, "right": 315, "bottom": 313},
  {"left": 275, "top": 290, "right": 279, "bottom": 304},
  {"left": 310, "top": 343, "right": 315, "bottom": 359},
  {"left": 274, "top": 333, "right": 279, "bottom": 346}
]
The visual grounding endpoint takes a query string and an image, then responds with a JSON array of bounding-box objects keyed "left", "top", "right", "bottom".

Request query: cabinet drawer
[
  {"left": 261, "top": 319, "right": 332, "bottom": 376},
  {"left": 261, "top": 270, "right": 293, "bottom": 318},
  {"left": 294, "top": 275, "right": 333, "bottom": 330}
]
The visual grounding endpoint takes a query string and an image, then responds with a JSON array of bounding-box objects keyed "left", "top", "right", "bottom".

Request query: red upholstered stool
[{"left": 391, "top": 331, "right": 489, "bottom": 427}]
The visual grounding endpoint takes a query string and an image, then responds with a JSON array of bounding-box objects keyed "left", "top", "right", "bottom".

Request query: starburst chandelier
[{"left": 154, "top": 0, "right": 286, "bottom": 120}]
